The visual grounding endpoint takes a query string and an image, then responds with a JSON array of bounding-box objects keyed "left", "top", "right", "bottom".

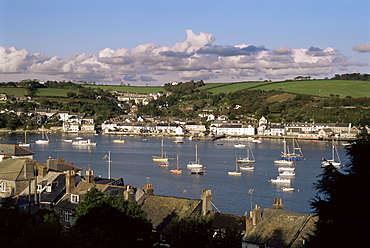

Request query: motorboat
[
  {"left": 234, "top": 143, "right": 246, "bottom": 148},
  {"left": 270, "top": 176, "right": 291, "bottom": 183},
  {"left": 282, "top": 187, "right": 295, "bottom": 192},
  {"left": 279, "top": 170, "right": 296, "bottom": 177},
  {"left": 274, "top": 159, "right": 294, "bottom": 165},
  {"left": 239, "top": 165, "right": 254, "bottom": 171},
  {"left": 72, "top": 139, "right": 97, "bottom": 146},
  {"left": 191, "top": 168, "right": 205, "bottom": 175},
  {"left": 159, "top": 162, "right": 171, "bottom": 168},
  {"left": 278, "top": 166, "right": 295, "bottom": 172}
]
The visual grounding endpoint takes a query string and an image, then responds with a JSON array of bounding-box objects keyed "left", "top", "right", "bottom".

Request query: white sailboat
[
  {"left": 321, "top": 141, "right": 341, "bottom": 167},
  {"left": 187, "top": 144, "right": 203, "bottom": 169},
  {"left": 35, "top": 126, "right": 49, "bottom": 144},
  {"left": 19, "top": 130, "right": 30, "bottom": 147},
  {"left": 237, "top": 143, "right": 255, "bottom": 163},
  {"left": 152, "top": 139, "right": 172, "bottom": 162},
  {"left": 228, "top": 158, "right": 242, "bottom": 175}
]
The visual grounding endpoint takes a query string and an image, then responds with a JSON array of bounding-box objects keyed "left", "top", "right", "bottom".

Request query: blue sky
[{"left": 1, "top": 0, "right": 369, "bottom": 85}]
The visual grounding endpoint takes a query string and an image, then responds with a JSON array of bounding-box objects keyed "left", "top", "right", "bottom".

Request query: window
[
  {"left": 64, "top": 211, "right": 71, "bottom": 222},
  {"left": 57, "top": 209, "right": 63, "bottom": 217},
  {"left": 37, "top": 184, "right": 43, "bottom": 192},
  {"left": 46, "top": 186, "right": 52, "bottom": 192},
  {"left": 71, "top": 194, "right": 79, "bottom": 203},
  {"left": 0, "top": 182, "right": 7, "bottom": 192}
]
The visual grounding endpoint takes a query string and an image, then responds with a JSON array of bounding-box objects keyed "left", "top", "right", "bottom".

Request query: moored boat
[
  {"left": 270, "top": 176, "right": 291, "bottom": 183},
  {"left": 72, "top": 139, "right": 97, "bottom": 146}
]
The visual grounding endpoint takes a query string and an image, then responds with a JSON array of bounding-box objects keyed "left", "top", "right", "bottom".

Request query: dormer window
[
  {"left": 71, "top": 194, "right": 79, "bottom": 203},
  {"left": 37, "top": 184, "right": 43, "bottom": 192},
  {"left": 46, "top": 185, "right": 52, "bottom": 192},
  {"left": 0, "top": 182, "right": 7, "bottom": 192}
]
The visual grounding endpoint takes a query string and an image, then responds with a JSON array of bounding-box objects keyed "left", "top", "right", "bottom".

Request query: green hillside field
[{"left": 204, "top": 80, "right": 370, "bottom": 98}]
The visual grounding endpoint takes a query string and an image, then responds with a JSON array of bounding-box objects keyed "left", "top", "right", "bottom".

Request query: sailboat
[
  {"left": 280, "top": 138, "right": 303, "bottom": 160},
  {"left": 237, "top": 143, "right": 255, "bottom": 163},
  {"left": 35, "top": 126, "right": 49, "bottom": 144},
  {"left": 19, "top": 130, "right": 30, "bottom": 147},
  {"left": 170, "top": 155, "right": 182, "bottom": 174},
  {"left": 274, "top": 138, "right": 294, "bottom": 165},
  {"left": 187, "top": 144, "right": 203, "bottom": 169},
  {"left": 228, "top": 158, "right": 242, "bottom": 175},
  {"left": 322, "top": 141, "right": 341, "bottom": 167},
  {"left": 152, "top": 139, "right": 172, "bottom": 162}
]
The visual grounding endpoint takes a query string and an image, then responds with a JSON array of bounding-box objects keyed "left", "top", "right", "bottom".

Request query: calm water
[{"left": 2, "top": 133, "right": 350, "bottom": 216}]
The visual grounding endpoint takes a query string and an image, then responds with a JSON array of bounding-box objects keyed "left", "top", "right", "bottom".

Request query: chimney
[
  {"left": 272, "top": 198, "right": 284, "bottom": 209},
  {"left": 66, "top": 170, "right": 76, "bottom": 194},
  {"left": 85, "top": 170, "right": 94, "bottom": 184},
  {"left": 38, "top": 165, "right": 47, "bottom": 178},
  {"left": 24, "top": 161, "right": 36, "bottom": 179},
  {"left": 200, "top": 190, "right": 213, "bottom": 215},
  {"left": 246, "top": 205, "right": 262, "bottom": 232},
  {"left": 46, "top": 157, "right": 58, "bottom": 171},
  {"left": 124, "top": 185, "right": 135, "bottom": 201},
  {"left": 144, "top": 184, "right": 154, "bottom": 195}
]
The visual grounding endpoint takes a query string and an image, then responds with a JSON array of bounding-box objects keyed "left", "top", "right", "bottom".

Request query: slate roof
[
  {"left": 0, "top": 144, "right": 34, "bottom": 156},
  {"left": 211, "top": 212, "right": 246, "bottom": 232},
  {"left": 138, "top": 194, "right": 202, "bottom": 232},
  {"left": 0, "top": 158, "right": 29, "bottom": 181},
  {"left": 244, "top": 208, "right": 317, "bottom": 248}
]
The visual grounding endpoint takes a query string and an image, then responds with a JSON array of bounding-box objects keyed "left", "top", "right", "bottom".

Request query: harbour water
[{"left": 2, "top": 133, "right": 350, "bottom": 216}]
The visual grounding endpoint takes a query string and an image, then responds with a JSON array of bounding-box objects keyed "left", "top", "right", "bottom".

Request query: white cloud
[
  {"left": 352, "top": 43, "right": 370, "bottom": 53},
  {"left": 0, "top": 30, "right": 365, "bottom": 84}
]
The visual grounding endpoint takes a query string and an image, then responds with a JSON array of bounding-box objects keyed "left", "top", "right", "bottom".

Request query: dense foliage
[
  {"left": 306, "top": 132, "right": 370, "bottom": 247},
  {"left": 72, "top": 186, "right": 153, "bottom": 248},
  {"left": 166, "top": 215, "right": 243, "bottom": 248}
]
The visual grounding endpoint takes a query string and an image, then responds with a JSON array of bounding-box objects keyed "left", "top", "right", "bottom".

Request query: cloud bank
[{"left": 0, "top": 30, "right": 367, "bottom": 85}]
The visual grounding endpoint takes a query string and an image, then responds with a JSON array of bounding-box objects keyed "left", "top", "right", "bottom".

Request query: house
[
  {"left": 185, "top": 121, "right": 206, "bottom": 134},
  {"left": 318, "top": 128, "right": 333, "bottom": 139},
  {"left": 0, "top": 93, "right": 7, "bottom": 101},
  {"left": 0, "top": 144, "right": 34, "bottom": 161},
  {"left": 54, "top": 169, "right": 126, "bottom": 230},
  {"left": 0, "top": 158, "right": 38, "bottom": 198},
  {"left": 214, "top": 124, "right": 255, "bottom": 136},
  {"left": 243, "top": 199, "right": 317, "bottom": 248}
]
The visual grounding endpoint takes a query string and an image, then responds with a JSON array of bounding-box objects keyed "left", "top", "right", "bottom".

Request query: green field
[
  {"left": 204, "top": 82, "right": 266, "bottom": 94},
  {"left": 85, "top": 85, "right": 165, "bottom": 94},
  {"left": 0, "top": 88, "right": 28, "bottom": 96},
  {"left": 202, "top": 80, "right": 370, "bottom": 98},
  {"left": 35, "top": 88, "right": 74, "bottom": 97}
]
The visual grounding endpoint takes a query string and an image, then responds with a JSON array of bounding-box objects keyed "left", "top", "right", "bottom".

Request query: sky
[{"left": 0, "top": 0, "right": 369, "bottom": 86}]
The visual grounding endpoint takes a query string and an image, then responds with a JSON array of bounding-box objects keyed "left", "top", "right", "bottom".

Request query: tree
[
  {"left": 307, "top": 132, "right": 370, "bottom": 247},
  {"left": 166, "top": 215, "right": 243, "bottom": 248},
  {"left": 72, "top": 186, "right": 152, "bottom": 248}
]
